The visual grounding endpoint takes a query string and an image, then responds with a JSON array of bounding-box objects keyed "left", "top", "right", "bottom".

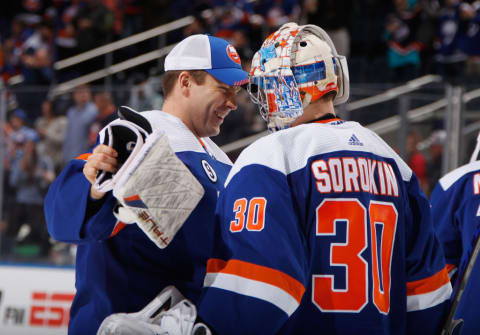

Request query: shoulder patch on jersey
[{"left": 202, "top": 159, "right": 218, "bottom": 183}]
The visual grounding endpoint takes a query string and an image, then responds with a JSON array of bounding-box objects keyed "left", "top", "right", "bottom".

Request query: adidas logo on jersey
[{"left": 348, "top": 134, "right": 363, "bottom": 146}]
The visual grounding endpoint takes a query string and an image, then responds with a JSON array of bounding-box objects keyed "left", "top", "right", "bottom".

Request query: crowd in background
[{"left": 1, "top": 0, "right": 480, "bottom": 263}]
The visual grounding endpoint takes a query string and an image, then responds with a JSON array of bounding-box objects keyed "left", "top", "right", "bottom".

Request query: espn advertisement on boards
[{"left": 0, "top": 265, "right": 75, "bottom": 334}]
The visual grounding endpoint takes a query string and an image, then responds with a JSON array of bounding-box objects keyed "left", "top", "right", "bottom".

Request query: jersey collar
[{"left": 308, "top": 113, "right": 343, "bottom": 124}]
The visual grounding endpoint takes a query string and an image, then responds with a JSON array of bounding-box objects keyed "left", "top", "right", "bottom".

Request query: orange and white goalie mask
[{"left": 248, "top": 22, "right": 350, "bottom": 131}]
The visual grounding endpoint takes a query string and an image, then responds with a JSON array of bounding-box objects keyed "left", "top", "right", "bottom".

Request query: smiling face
[{"left": 187, "top": 73, "right": 239, "bottom": 138}]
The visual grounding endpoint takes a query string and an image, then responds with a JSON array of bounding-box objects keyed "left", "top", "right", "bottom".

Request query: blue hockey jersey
[
  {"left": 434, "top": 4, "right": 468, "bottom": 62},
  {"left": 459, "top": 9, "right": 480, "bottom": 56},
  {"left": 199, "top": 118, "right": 451, "bottom": 334},
  {"left": 431, "top": 160, "right": 480, "bottom": 334},
  {"left": 44, "top": 111, "right": 232, "bottom": 335}
]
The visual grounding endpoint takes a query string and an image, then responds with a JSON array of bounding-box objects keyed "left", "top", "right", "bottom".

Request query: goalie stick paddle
[{"left": 441, "top": 228, "right": 480, "bottom": 335}]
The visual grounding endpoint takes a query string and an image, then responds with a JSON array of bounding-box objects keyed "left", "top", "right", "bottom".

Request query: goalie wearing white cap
[{"left": 44, "top": 34, "right": 248, "bottom": 335}]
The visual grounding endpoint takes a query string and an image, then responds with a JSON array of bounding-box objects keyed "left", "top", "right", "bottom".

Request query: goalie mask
[{"left": 248, "top": 22, "right": 350, "bottom": 131}]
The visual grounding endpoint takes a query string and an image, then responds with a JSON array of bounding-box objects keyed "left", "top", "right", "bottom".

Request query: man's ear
[{"left": 178, "top": 71, "right": 192, "bottom": 96}]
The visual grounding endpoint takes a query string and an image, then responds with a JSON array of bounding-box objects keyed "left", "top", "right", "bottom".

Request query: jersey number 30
[
  {"left": 230, "top": 197, "right": 267, "bottom": 232},
  {"left": 313, "top": 198, "right": 397, "bottom": 314}
]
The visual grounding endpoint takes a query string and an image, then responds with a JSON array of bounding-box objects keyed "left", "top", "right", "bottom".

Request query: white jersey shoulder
[
  {"left": 226, "top": 121, "right": 412, "bottom": 186},
  {"left": 141, "top": 110, "right": 231, "bottom": 165},
  {"left": 439, "top": 160, "right": 480, "bottom": 191}
]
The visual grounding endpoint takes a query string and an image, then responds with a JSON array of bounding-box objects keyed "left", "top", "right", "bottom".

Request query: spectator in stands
[
  {"left": 8, "top": 138, "right": 54, "bottom": 257},
  {"left": 5, "top": 109, "right": 33, "bottom": 199},
  {"left": 54, "top": 0, "right": 81, "bottom": 63},
  {"left": 304, "top": 0, "right": 351, "bottom": 58},
  {"left": 433, "top": 0, "right": 469, "bottom": 84},
  {"left": 214, "top": 5, "right": 248, "bottom": 39},
  {"left": 426, "top": 129, "right": 446, "bottom": 196},
  {"left": 7, "top": 109, "right": 38, "bottom": 160},
  {"left": 62, "top": 84, "right": 98, "bottom": 164},
  {"left": 74, "top": 0, "right": 114, "bottom": 52},
  {"left": 250, "top": 0, "right": 300, "bottom": 31},
  {"left": 19, "top": 19, "right": 54, "bottom": 119},
  {"left": 128, "top": 74, "right": 163, "bottom": 112},
  {"left": 34, "top": 100, "right": 68, "bottom": 173},
  {"left": 93, "top": 91, "right": 117, "bottom": 128},
  {"left": 384, "top": 0, "right": 423, "bottom": 83},
  {"left": 2, "top": 18, "right": 29, "bottom": 81},
  {"left": 87, "top": 91, "right": 118, "bottom": 149},
  {"left": 406, "top": 130, "right": 429, "bottom": 194},
  {"left": 74, "top": 0, "right": 114, "bottom": 74},
  {"left": 117, "top": 0, "right": 144, "bottom": 38},
  {"left": 20, "top": 20, "right": 53, "bottom": 84},
  {"left": 347, "top": 0, "right": 392, "bottom": 82},
  {"left": 458, "top": 1, "right": 480, "bottom": 83},
  {"left": 16, "top": 0, "right": 46, "bottom": 27},
  {"left": 2, "top": 114, "right": 16, "bottom": 256},
  {"left": 4, "top": 109, "right": 41, "bottom": 257}
]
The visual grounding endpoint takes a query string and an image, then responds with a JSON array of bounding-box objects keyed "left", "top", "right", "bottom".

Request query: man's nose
[{"left": 226, "top": 95, "right": 238, "bottom": 111}]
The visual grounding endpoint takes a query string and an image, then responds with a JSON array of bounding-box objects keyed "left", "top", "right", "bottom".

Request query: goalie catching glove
[
  {"left": 94, "top": 106, "right": 205, "bottom": 249},
  {"left": 96, "top": 286, "right": 211, "bottom": 335}
]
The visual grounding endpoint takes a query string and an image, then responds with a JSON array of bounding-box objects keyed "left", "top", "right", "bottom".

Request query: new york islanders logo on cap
[{"left": 226, "top": 45, "right": 241, "bottom": 65}]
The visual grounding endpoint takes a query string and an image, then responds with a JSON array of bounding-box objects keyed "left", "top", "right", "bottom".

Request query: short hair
[{"left": 162, "top": 70, "right": 208, "bottom": 99}]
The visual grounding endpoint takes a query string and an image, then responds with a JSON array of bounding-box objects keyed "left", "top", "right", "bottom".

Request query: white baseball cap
[{"left": 164, "top": 34, "right": 249, "bottom": 87}]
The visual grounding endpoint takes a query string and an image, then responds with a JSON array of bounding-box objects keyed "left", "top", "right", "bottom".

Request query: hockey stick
[
  {"left": 440, "top": 229, "right": 480, "bottom": 335},
  {"left": 440, "top": 131, "right": 480, "bottom": 335}
]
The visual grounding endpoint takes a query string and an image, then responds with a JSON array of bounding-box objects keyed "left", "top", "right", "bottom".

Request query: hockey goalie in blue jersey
[
  {"left": 431, "top": 135, "right": 480, "bottom": 334},
  {"left": 197, "top": 23, "right": 452, "bottom": 335},
  {"left": 43, "top": 34, "right": 248, "bottom": 335}
]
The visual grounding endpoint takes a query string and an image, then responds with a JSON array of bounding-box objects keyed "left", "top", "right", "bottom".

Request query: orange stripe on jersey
[
  {"left": 109, "top": 222, "right": 126, "bottom": 238},
  {"left": 207, "top": 258, "right": 305, "bottom": 304},
  {"left": 76, "top": 153, "right": 91, "bottom": 161},
  {"left": 312, "top": 118, "right": 342, "bottom": 124},
  {"left": 407, "top": 266, "right": 451, "bottom": 296},
  {"left": 445, "top": 264, "right": 456, "bottom": 274}
]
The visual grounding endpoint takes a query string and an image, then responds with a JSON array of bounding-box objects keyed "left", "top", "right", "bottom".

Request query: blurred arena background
[{"left": 0, "top": 0, "right": 479, "bottom": 333}]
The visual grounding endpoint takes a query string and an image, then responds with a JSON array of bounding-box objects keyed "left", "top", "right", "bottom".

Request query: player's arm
[
  {"left": 404, "top": 175, "right": 452, "bottom": 334},
  {"left": 44, "top": 150, "right": 120, "bottom": 244},
  {"left": 431, "top": 182, "right": 463, "bottom": 281},
  {"left": 198, "top": 163, "right": 308, "bottom": 335}
]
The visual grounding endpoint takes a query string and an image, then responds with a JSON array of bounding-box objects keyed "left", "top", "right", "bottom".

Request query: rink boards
[{"left": 0, "top": 264, "right": 75, "bottom": 335}]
